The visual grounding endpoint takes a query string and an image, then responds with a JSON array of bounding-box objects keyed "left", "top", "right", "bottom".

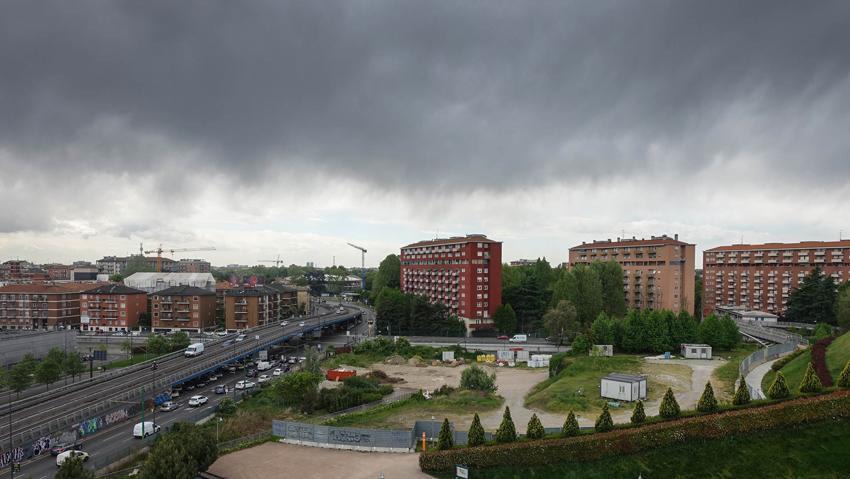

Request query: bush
[
  {"left": 325, "top": 344, "right": 335, "bottom": 354},
  {"left": 548, "top": 353, "right": 571, "bottom": 378},
  {"left": 595, "top": 403, "right": 614, "bottom": 432},
  {"left": 218, "top": 397, "right": 237, "bottom": 417},
  {"left": 495, "top": 407, "right": 517, "bottom": 443},
  {"left": 562, "top": 410, "right": 580, "bottom": 436},
  {"left": 570, "top": 336, "right": 592, "bottom": 355},
  {"left": 468, "top": 413, "right": 486, "bottom": 447},
  {"left": 767, "top": 371, "right": 790, "bottom": 399},
  {"left": 811, "top": 334, "right": 841, "bottom": 387},
  {"left": 697, "top": 381, "right": 718, "bottom": 412},
  {"left": 659, "top": 387, "right": 681, "bottom": 420},
  {"left": 438, "top": 418, "right": 454, "bottom": 450},
  {"left": 630, "top": 400, "right": 646, "bottom": 424},
  {"left": 733, "top": 374, "right": 751, "bottom": 405},
  {"left": 378, "top": 384, "right": 394, "bottom": 395},
  {"left": 839, "top": 359, "right": 850, "bottom": 388},
  {"left": 419, "top": 390, "right": 850, "bottom": 472},
  {"left": 343, "top": 376, "right": 379, "bottom": 390},
  {"left": 526, "top": 413, "right": 545, "bottom": 439},
  {"left": 772, "top": 347, "right": 809, "bottom": 371},
  {"left": 460, "top": 365, "right": 498, "bottom": 393},
  {"left": 799, "top": 362, "right": 823, "bottom": 393}
]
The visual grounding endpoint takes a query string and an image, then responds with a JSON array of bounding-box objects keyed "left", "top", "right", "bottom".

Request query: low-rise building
[
  {"left": 124, "top": 272, "right": 216, "bottom": 294},
  {"left": 80, "top": 285, "right": 148, "bottom": 332},
  {"left": 151, "top": 285, "right": 217, "bottom": 333},
  {"left": 509, "top": 259, "right": 537, "bottom": 267},
  {"left": 176, "top": 259, "right": 211, "bottom": 273},
  {"left": 223, "top": 284, "right": 299, "bottom": 331},
  {"left": 0, "top": 283, "right": 90, "bottom": 330}
]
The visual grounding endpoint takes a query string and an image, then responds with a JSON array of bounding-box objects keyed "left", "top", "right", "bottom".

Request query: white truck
[{"left": 185, "top": 343, "right": 205, "bottom": 357}]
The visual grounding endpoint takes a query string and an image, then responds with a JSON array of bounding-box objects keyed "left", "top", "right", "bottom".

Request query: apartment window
[
  {"left": 675, "top": 254, "right": 679, "bottom": 258},
  {"left": 121, "top": 311, "right": 126, "bottom": 317},
  {"left": 484, "top": 302, "right": 488, "bottom": 307},
  {"left": 461, "top": 293, "right": 466, "bottom": 298},
  {"left": 674, "top": 303, "right": 679, "bottom": 308},
  {"left": 674, "top": 286, "right": 679, "bottom": 291},
  {"left": 477, "top": 311, "right": 483, "bottom": 316},
  {"left": 477, "top": 294, "right": 483, "bottom": 299},
  {"left": 477, "top": 268, "right": 483, "bottom": 273},
  {"left": 461, "top": 301, "right": 465, "bottom": 306},
  {"left": 484, "top": 285, "right": 488, "bottom": 290},
  {"left": 484, "top": 294, "right": 488, "bottom": 299},
  {"left": 477, "top": 252, "right": 483, "bottom": 257},
  {"left": 477, "top": 302, "right": 482, "bottom": 307},
  {"left": 477, "top": 285, "right": 482, "bottom": 291},
  {"left": 675, "top": 246, "right": 680, "bottom": 250},
  {"left": 675, "top": 278, "right": 679, "bottom": 283},
  {"left": 194, "top": 304, "right": 199, "bottom": 310},
  {"left": 120, "top": 295, "right": 126, "bottom": 300},
  {"left": 477, "top": 243, "right": 482, "bottom": 248},
  {"left": 477, "top": 277, "right": 483, "bottom": 282},
  {"left": 82, "top": 302, "right": 87, "bottom": 308},
  {"left": 674, "top": 295, "right": 679, "bottom": 299},
  {"left": 120, "top": 303, "right": 126, "bottom": 308},
  {"left": 484, "top": 268, "right": 488, "bottom": 273},
  {"left": 194, "top": 296, "right": 199, "bottom": 301},
  {"left": 675, "top": 270, "right": 680, "bottom": 275},
  {"left": 82, "top": 294, "right": 87, "bottom": 300}
]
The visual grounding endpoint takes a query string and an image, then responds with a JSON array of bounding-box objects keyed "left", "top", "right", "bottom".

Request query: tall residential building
[
  {"left": 151, "top": 285, "right": 217, "bottom": 333},
  {"left": 567, "top": 234, "right": 696, "bottom": 314},
  {"left": 0, "top": 283, "right": 91, "bottom": 330},
  {"left": 400, "top": 234, "right": 503, "bottom": 335},
  {"left": 80, "top": 285, "right": 148, "bottom": 332},
  {"left": 223, "top": 284, "right": 299, "bottom": 331},
  {"left": 96, "top": 255, "right": 176, "bottom": 275},
  {"left": 176, "top": 259, "right": 211, "bottom": 273},
  {"left": 703, "top": 240, "right": 850, "bottom": 317}
]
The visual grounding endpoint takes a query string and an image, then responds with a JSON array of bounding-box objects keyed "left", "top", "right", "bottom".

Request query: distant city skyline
[{"left": 1, "top": 2, "right": 848, "bottom": 271}]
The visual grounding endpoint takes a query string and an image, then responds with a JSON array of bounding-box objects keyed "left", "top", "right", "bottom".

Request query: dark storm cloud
[{"left": 2, "top": 1, "right": 849, "bottom": 194}]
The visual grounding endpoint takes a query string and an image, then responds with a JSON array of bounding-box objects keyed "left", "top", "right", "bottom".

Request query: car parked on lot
[
  {"left": 235, "top": 380, "right": 255, "bottom": 390},
  {"left": 188, "top": 395, "right": 208, "bottom": 407},
  {"left": 50, "top": 442, "right": 83, "bottom": 456},
  {"left": 215, "top": 385, "right": 226, "bottom": 394},
  {"left": 184, "top": 383, "right": 195, "bottom": 390},
  {"left": 160, "top": 401, "right": 180, "bottom": 412},
  {"left": 56, "top": 450, "right": 89, "bottom": 467}
]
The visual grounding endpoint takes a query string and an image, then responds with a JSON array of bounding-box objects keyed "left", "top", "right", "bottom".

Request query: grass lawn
[
  {"left": 524, "top": 355, "right": 643, "bottom": 415},
  {"left": 323, "top": 351, "right": 389, "bottom": 369},
  {"left": 427, "top": 418, "right": 850, "bottom": 479},
  {"left": 711, "top": 343, "right": 761, "bottom": 399},
  {"left": 762, "top": 350, "right": 812, "bottom": 392},
  {"left": 825, "top": 332, "right": 850, "bottom": 383},
  {"left": 100, "top": 352, "right": 165, "bottom": 371}
]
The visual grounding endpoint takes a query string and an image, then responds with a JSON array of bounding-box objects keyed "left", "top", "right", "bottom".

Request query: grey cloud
[{"left": 1, "top": 0, "right": 849, "bottom": 198}]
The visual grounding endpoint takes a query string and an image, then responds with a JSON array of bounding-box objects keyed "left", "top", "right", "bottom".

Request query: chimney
[{"left": 675, "top": 234, "right": 679, "bottom": 241}]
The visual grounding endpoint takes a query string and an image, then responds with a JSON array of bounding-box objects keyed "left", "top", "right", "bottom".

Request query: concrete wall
[{"left": 0, "top": 330, "right": 79, "bottom": 367}]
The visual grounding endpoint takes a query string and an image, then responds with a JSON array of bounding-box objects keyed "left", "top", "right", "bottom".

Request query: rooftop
[
  {"left": 705, "top": 240, "right": 850, "bottom": 252},
  {"left": 570, "top": 234, "right": 689, "bottom": 250},
  {"left": 402, "top": 234, "right": 499, "bottom": 249},
  {"left": 154, "top": 285, "right": 215, "bottom": 296}
]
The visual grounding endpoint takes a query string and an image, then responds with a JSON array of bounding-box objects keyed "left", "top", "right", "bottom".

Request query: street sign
[
  {"left": 455, "top": 465, "right": 469, "bottom": 478},
  {"left": 12, "top": 463, "right": 21, "bottom": 472},
  {"left": 94, "top": 349, "right": 108, "bottom": 360}
]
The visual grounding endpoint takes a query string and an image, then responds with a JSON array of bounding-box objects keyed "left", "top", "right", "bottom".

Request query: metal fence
[
  {"left": 274, "top": 420, "right": 415, "bottom": 450},
  {"left": 307, "top": 390, "right": 415, "bottom": 424},
  {"left": 738, "top": 342, "right": 800, "bottom": 399},
  {"left": 217, "top": 430, "right": 272, "bottom": 451},
  {"left": 96, "top": 465, "right": 145, "bottom": 479},
  {"left": 735, "top": 319, "right": 809, "bottom": 347}
]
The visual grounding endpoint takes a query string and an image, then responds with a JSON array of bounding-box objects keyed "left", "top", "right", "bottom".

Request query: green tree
[
  {"left": 630, "top": 399, "right": 646, "bottom": 423},
  {"left": 124, "top": 255, "right": 155, "bottom": 278},
  {"left": 644, "top": 309, "right": 670, "bottom": 353},
  {"left": 570, "top": 335, "right": 592, "bottom": 355},
  {"left": 467, "top": 413, "right": 486, "bottom": 447},
  {"left": 620, "top": 309, "right": 647, "bottom": 352},
  {"left": 137, "top": 312, "right": 151, "bottom": 329},
  {"left": 552, "top": 264, "right": 603, "bottom": 326},
  {"left": 595, "top": 403, "right": 614, "bottom": 432},
  {"left": 9, "top": 353, "right": 37, "bottom": 397},
  {"left": 766, "top": 371, "right": 790, "bottom": 399},
  {"left": 836, "top": 288, "right": 850, "bottom": 330},
  {"left": 459, "top": 365, "right": 497, "bottom": 393},
  {"left": 799, "top": 362, "right": 823, "bottom": 393},
  {"left": 733, "top": 374, "right": 751, "bottom": 405},
  {"left": 64, "top": 352, "right": 85, "bottom": 382},
  {"left": 276, "top": 372, "right": 321, "bottom": 404},
  {"left": 837, "top": 359, "right": 850, "bottom": 388},
  {"left": 694, "top": 270, "right": 704, "bottom": 320},
  {"left": 493, "top": 303, "right": 517, "bottom": 334},
  {"left": 659, "top": 387, "right": 681, "bottom": 420},
  {"left": 108, "top": 273, "right": 123, "bottom": 283},
  {"left": 591, "top": 312, "right": 616, "bottom": 345},
  {"left": 169, "top": 331, "right": 191, "bottom": 349},
  {"left": 678, "top": 309, "right": 699, "bottom": 344},
  {"left": 35, "top": 348, "right": 65, "bottom": 390},
  {"left": 697, "top": 313, "right": 726, "bottom": 349},
  {"left": 501, "top": 264, "right": 523, "bottom": 291},
  {"left": 141, "top": 422, "right": 218, "bottom": 479},
  {"left": 593, "top": 260, "right": 628, "bottom": 318},
  {"left": 543, "top": 300, "right": 579, "bottom": 347},
  {"left": 437, "top": 418, "right": 454, "bottom": 450},
  {"left": 785, "top": 267, "right": 838, "bottom": 325},
  {"left": 494, "top": 407, "right": 516, "bottom": 443},
  {"left": 562, "top": 410, "right": 580, "bottom": 436},
  {"left": 719, "top": 314, "right": 741, "bottom": 350},
  {"left": 120, "top": 338, "right": 134, "bottom": 364},
  {"left": 55, "top": 455, "right": 96, "bottom": 479},
  {"left": 372, "top": 254, "right": 401, "bottom": 292},
  {"left": 145, "top": 335, "right": 168, "bottom": 355},
  {"left": 697, "top": 381, "right": 718, "bottom": 412},
  {"left": 303, "top": 346, "right": 322, "bottom": 377},
  {"left": 526, "top": 413, "right": 545, "bottom": 439},
  {"left": 217, "top": 397, "right": 237, "bottom": 417}
]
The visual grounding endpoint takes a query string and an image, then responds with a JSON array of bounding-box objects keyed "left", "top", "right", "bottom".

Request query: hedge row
[
  {"left": 321, "top": 392, "right": 426, "bottom": 426},
  {"left": 771, "top": 346, "right": 810, "bottom": 371},
  {"left": 419, "top": 390, "right": 850, "bottom": 472},
  {"left": 811, "top": 332, "right": 846, "bottom": 387}
]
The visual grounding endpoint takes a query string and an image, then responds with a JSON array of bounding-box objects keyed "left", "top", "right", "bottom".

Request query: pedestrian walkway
[{"left": 743, "top": 358, "right": 779, "bottom": 400}]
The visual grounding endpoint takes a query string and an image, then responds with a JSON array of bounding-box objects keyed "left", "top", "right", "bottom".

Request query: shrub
[
  {"left": 839, "top": 359, "right": 850, "bottom": 388},
  {"left": 548, "top": 353, "right": 571, "bottom": 378},
  {"left": 570, "top": 336, "right": 592, "bottom": 355},
  {"left": 343, "top": 375, "right": 379, "bottom": 390},
  {"left": 659, "top": 387, "right": 681, "bottom": 420},
  {"left": 562, "top": 410, "right": 580, "bottom": 437},
  {"left": 767, "top": 371, "right": 790, "bottom": 399},
  {"left": 595, "top": 403, "right": 614, "bottom": 432},
  {"left": 772, "top": 346, "right": 809, "bottom": 371},
  {"left": 697, "top": 381, "right": 718, "bottom": 412},
  {"left": 218, "top": 397, "right": 237, "bottom": 417},
  {"left": 526, "top": 413, "right": 545, "bottom": 440},
  {"left": 378, "top": 384, "right": 394, "bottom": 395},
  {"left": 733, "top": 374, "right": 751, "bottom": 405},
  {"left": 460, "top": 365, "right": 498, "bottom": 393},
  {"left": 799, "top": 362, "right": 823, "bottom": 393},
  {"left": 438, "top": 418, "right": 454, "bottom": 450},
  {"left": 468, "top": 413, "right": 485, "bottom": 447},
  {"left": 325, "top": 344, "right": 335, "bottom": 354},
  {"left": 810, "top": 334, "right": 840, "bottom": 387},
  {"left": 495, "top": 407, "right": 516, "bottom": 443},
  {"left": 630, "top": 399, "right": 646, "bottom": 424}
]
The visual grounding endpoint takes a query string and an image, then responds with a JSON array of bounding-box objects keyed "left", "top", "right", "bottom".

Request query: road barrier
[{"left": 738, "top": 342, "right": 800, "bottom": 399}]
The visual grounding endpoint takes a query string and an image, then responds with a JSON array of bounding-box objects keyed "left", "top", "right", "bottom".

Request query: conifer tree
[
  {"left": 697, "top": 381, "right": 718, "bottom": 412},
  {"left": 659, "top": 387, "right": 681, "bottom": 420},
  {"left": 798, "top": 362, "right": 823, "bottom": 393},
  {"left": 495, "top": 406, "right": 517, "bottom": 443},
  {"left": 732, "top": 374, "right": 751, "bottom": 405},
  {"left": 437, "top": 418, "right": 454, "bottom": 450},
  {"left": 526, "top": 413, "right": 545, "bottom": 439},
  {"left": 562, "top": 410, "right": 580, "bottom": 437},
  {"left": 595, "top": 403, "right": 614, "bottom": 432},
  {"left": 630, "top": 399, "right": 646, "bottom": 423},
  {"left": 467, "top": 412, "right": 486, "bottom": 447},
  {"left": 838, "top": 359, "right": 850, "bottom": 388},
  {"left": 766, "top": 371, "right": 790, "bottom": 399}
]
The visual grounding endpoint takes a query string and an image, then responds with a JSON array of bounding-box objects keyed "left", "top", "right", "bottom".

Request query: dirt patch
[
  {"left": 383, "top": 354, "right": 406, "bottom": 365},
  {"left": 364, "top": 369, "right": 403, "bottom": 384},
  {"left": 408, "top": 357, "right": 424, "bottom": 366}
]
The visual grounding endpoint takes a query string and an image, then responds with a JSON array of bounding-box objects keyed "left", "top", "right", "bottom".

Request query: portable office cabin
[
  {"left": 600, "top": 373, "right": 647, "bottom": 402},
  {"left": 589, "top": 345, "right": 614, "bottom": 357},
  {"left": 681, "top": 344, "right": 712, "bottom": 359}
]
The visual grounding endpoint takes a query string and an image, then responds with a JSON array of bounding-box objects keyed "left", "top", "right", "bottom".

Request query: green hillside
[
  {"left": 825, "top": 332, "right": 850, "bottom": 383},
  {"left": 762, "top": 350, "right": 811, "bottom": 392}
]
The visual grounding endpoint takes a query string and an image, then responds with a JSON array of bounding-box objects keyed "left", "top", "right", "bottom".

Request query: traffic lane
[{"left": 16, "top": 375, "right": 243, "bottom": 479}]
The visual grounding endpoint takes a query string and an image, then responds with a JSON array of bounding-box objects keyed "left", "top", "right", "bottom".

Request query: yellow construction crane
[
  {"left": 258, "top": 255, "right": 285, "bottom": 278},
  {"left": 144, "top": 244, "right": 216, "bottom": 272}
]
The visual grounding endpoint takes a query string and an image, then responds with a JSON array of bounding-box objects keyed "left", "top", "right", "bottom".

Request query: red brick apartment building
[
  {"left": 567, "top": 234, "right": 696, "bottom": 315},
  {"left": 151, "top": 285, "right": 217, "bottom": 333},
  {"left": 80, "top": 285, "right": 148, "bottom": 332},
  {"left": 400, "top": 234, "right": 502, "bottom": 335},
  {"left": 0, "top": 283, "right": 90, "bottom": 330},
  {"left": 223, "top": 284, "right": 299, "bottom": 331},
  {"left": 703, "top": 240, "right": 850, "bottom": 317}
]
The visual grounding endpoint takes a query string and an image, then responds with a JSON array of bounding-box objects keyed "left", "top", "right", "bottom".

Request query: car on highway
[
  {"left": 160, "top": 401, "right": 180, "bottom": 412},
  {"left": 215, "top": 369, "right": 225, "bottom": 378},
  {"left": 222, "top": 340, "right": 235, "bottom": 348},
  {"left": 272, "top": 367, "right": 285, "bottom": 376},
  {"left": 287, "top": 357, "right": 297, "bottom": 364},
  {"left": 299, "top": 321, "right": 306, "bottom": 327},
  {"left": 50, "top": 442, "right": 83, "bottom": 456},
  {"left": 133, "top": 422, "right": 161, "bottom": 438},
  {"left": 194, "top": 379, "right": 207, "bottom": 388},
  {"left": 497, "top": 335, "right": 509, "bottom": 340},
  {"left": 258, "top": 374, "right": 270, "bottom": 383},
  {"left": 245, "top": 369, "right": 257, "bottom": 378},
  {"left": 226, "top": 364, "right": 237, "bottom": 373},
  {"left": 338, "top": 308, "right": 345, "bottom": 314},
  {"left": 188, "top": 395, "right": 208, "bottom": 407},
  {"left": 184, "top": 383, "right": 196, "bottom": 390},
  {"left": 81, "top": 354, "right": 93, "bottom": 362},
  {"left": 235, "top": 380, "right": 255, "bottom": 389},
  {"left": 235, "top": 334, "right": 247, "bottom": 342},
  {"left": 56, "top": 450, "right": 89, "bottom": 467},
  {"left": 280, "top": 321, "right": 289, "bottom": 326},
  {"left": 215, "top": 385, "right": 226, "bottom": 394}
]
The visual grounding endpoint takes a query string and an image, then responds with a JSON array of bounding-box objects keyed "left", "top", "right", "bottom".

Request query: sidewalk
[{"left": 743, "top": 358, "right": 780, "bottom": 399}]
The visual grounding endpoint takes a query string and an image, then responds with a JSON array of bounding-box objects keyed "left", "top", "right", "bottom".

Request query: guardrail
[
  {"left": 738, "top": 342, "right": 800, "bottom": 399},
  {"left": 734, "top": 319, "right": 809, "bottom": 347},
  {"left": 217, "top": 430, "right": 273, "bottom": 451}
]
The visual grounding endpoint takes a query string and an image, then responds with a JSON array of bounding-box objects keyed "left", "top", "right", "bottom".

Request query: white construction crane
[
  {"left": 258, "top": 255, "right": 285, "bottom": 278},
  {"left": 347, "top": 243, "right": 367, "bottom": 290},
  {"left": 144, "top": 244, "right": 216, "bottom": 272}
]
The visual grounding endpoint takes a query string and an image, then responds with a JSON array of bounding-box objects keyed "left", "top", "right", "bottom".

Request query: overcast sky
[{"left": 2, "top": 1, "right": 849, "bottom": 270}]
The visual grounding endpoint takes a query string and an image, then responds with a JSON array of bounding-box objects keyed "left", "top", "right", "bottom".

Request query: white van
[
  {"left": 509, "top": 334, "right": 527, "bottom": 343},
  {"left": 185, "top": 343, "right": 204, "bottom": 357},
  {"left": 133, "top": 422, "right": 161, "bottom": 438},
  {"left": 256, "top": 361, "right": 271, "bottom": 371}
]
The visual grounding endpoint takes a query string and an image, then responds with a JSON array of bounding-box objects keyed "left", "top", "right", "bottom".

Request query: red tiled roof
[
  {"left": 0, "top": 283, "right": 91, "bottom": 294},
  {"left": 402, "top": 235, "right": 499, "bottom": 249},
  {"left": 705, "top": 240, "right": 850, "bottom": 252},
  {"left": 569, "top": 237, "right": 689, "bottom": 250}
]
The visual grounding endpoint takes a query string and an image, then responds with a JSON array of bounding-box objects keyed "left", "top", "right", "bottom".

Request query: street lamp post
[{"left": 151, "top": 361, "right": 158, "bottom": 429}]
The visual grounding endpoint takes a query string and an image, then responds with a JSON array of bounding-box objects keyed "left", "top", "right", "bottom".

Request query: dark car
[
  {"left": 215, "top": 369, "right": 224, "bottom": 378},
  {"left": 51, "top": 442, "right": 82, "bottom": 456},
  {"left": 194, "top": 379, "right": 207, "bottom": 388},
  {"left": 81, "top": 354, "right": 93, "bottom": 362},
  {"left": 245, "top": 369, "right": 257, "bottom": 378},
  {"left": 215, "top": 385, "right": 226, "bottom": 394},
  {"left": 226, "top": 365, "right": 236, "bottom": 373},
  {"left": 222, "top": 340, "right": 235, "bottom": 348}
]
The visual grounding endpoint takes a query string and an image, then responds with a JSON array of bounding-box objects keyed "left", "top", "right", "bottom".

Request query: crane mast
[{"left": 347, "top": 243, "right": 367, "bottom": 290}]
